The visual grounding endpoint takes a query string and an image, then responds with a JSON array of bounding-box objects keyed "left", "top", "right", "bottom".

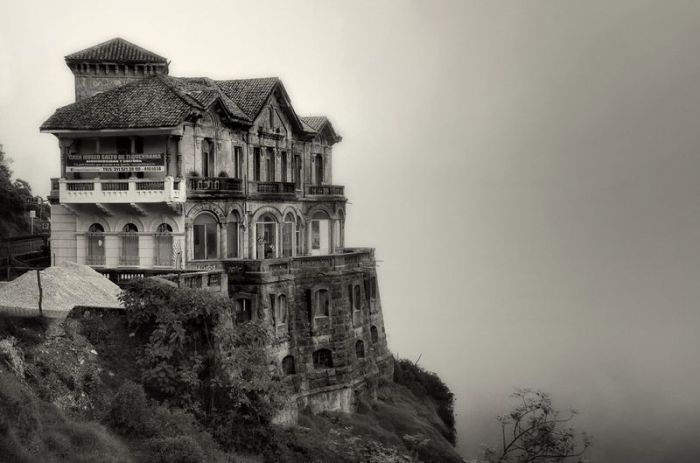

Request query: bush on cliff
[
  {"left": 119, "top": 278, "right": 283, "bottom": 454},
  {"left": 393, "top": 357, "right": 456, "bottom": 445}
]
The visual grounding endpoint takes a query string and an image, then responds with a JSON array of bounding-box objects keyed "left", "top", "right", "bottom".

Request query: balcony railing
[
  {"left": 57, "top": 176, "right": 185, "bottom": 203},
  {"left": 188, "top": 177, "right": 243, "bottom": 193},
  {"left": 219, "top": 248, "right": 375, "bottom": 275},
  {"left": 251, "top": 181, "right": 296, "bottom": 195},
  {"left": 305, "top": 185, "right": 345, "bottom": 196}
]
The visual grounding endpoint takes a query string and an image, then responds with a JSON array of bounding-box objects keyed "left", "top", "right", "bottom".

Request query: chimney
[{"left": 65, "top": 37, "right": 169, "bottom": 101}]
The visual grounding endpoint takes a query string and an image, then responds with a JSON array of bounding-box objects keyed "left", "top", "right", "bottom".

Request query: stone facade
[{"left": 42, "top": 38, "right": 392, "bottom": 418}]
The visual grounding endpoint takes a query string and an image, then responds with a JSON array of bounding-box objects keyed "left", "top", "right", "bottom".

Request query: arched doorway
[
  {"left": 86, "top": 223, "right": 105, "bottom": 266},
  {"left": 154, "top": 223, "right": 173, "bottom": 266},
  {"left": 193, "top": 213, "right": 218, "bottom": 260},
  {"left": 120, "top": 223, "right": 139, "bottom": 266},
  {"left": 282, "top": 213, "right": 295, "bottom": 257},
  {"left": 226, "top": 210, "right": 241, "bottom": 258},
  {"left": 256, "top": 214, "right": 278, "bottom": 259},
  {"left": 310, "top": 211, "right": 330, "bottom": 256}
]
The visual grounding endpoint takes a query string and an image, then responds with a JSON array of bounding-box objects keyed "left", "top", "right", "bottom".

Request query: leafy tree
[
  {"left": 119, "top": 278, "right": 283, "bottom": 453},
  {"left": 0, "top": 144, "right": 37, "bottom": 237},
  {"left": 482, "top": 389, "right": 591, "bottom": 463}
]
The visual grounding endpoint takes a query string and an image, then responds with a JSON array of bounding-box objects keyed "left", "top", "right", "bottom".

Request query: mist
[{"left": 3, "top": 1, "right": 700, "bottom": 461}]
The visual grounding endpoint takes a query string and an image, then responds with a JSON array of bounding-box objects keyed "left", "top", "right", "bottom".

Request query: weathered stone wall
[{"left": 229, "top": 262, "right": 393, "bottom": 422}]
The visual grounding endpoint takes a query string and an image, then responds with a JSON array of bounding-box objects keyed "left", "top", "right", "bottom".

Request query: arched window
[
  {"left": 315, "top": 289, "right": 330, "bottom": 317},
  {"left": 354, "top": 285, "right": 362, "bottom": 310},
  {"left": 154, "top": 223, "right": 173, "bottom": 266},
  {"left": 277, "top": 294, "right": 288, "bottom": 325},
  {"left": 227, "top": 211, "right": 240, "bottom": 258},
  {"left": 355, "top": 340, "right": 365, "bottom": 359},
  {"left": 256, "top": 213, "right": 277, "bottom": 259},
  {"left": 193, "top": 213, "right": 218, "bottom": 260},
  {"left": 86, "top": 223, "right": 105, "bottom": 265},
  {"left": 310, "top": 211, "right": 330, "bottom": 255},
  {"left": 312, "top": 349, "right": 333, "bottom": 369},
  {"left": 371, "top": 326, "right": 379, "bottom": 344},
  {"left": 235, "top": 298, "right": 252, "bottom": 324},
  {"left": 347, "top": 284, "right": 353, "bottom": 308},
  {"left": 282, "top": 355, "right": 295, "bottom": 375},
  {"left": 315, "top": 154, "right": 323, "bottom": 185},
  {"left": 120, "top": 223, "right": 139, "bottom": 266},
  {"left": 282, "top": 213, "right": 294, "bottom": 257}
]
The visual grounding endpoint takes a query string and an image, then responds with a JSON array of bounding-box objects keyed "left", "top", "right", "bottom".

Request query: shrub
[
  {"left": 393, "top": 358, "right": 456, "bottom": 445},
  {"left": 146, "top": 436, "right": 205, "bottom": 463},
  {"left": 106, "top": 380, "right": 150, "bottom": 436}
]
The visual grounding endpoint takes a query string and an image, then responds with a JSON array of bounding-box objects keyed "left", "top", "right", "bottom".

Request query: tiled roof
[
  {"left": 65, "top": 37, "right": 168, "bottom": 64},
  {"left": 40, "top": 75, "right": 254, "bottom": 131},
  {"left": 216, "top": 78, "right": 279, "bottom": 119},
  {"left": 162, "top": 76, "right": 249, "bottom": 122},
  {"left": 40, "top": 76, "right": 193, "bottom": 130},
  {"left": 300, "top": 116, "right": 327, "bottom": 132},
  {"left": 300, "top": 116, "right": 342, "bottom": 142}
]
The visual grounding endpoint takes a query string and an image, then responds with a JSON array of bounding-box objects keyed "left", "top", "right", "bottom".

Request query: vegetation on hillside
[{"left": 0, "top": 280, "right": 463, "bottom": 463}]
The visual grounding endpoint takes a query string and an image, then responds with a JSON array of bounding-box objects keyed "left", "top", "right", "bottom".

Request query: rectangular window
[
  {"left": 266, "top": 148, "right": 275, "bottom": 182},
  {"left": 206, "top": 223, "right": 217, "bottom": 259},
  {"left": 234, "top": 146, "right": 242, "bottom": 178},
  {"left": 281, "top": 151, "right": 287, "bottom": 182},
  {"left": 254, "top": 147, "right": 261, "bottom": 181}
]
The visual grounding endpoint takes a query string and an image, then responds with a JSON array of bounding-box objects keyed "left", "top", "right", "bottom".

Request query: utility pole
[{"left": 36, "top": 269, "right": 43, "bottom": 316}]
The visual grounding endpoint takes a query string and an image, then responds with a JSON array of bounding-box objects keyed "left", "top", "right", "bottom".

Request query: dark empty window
[
  {"left": 312, "top": 349, "right": 333, "bottom": 369},
  {"left": 254, "top": 147, "right": 261, "bottom": 181},
  {"left": 277, "top": 294, "right": 288, "bottom": 325},
  {"left": 355, "top": 340, "right": 365, "bottom": 359},
  {"left": 116, "top": 137, "right": 131, "bottom": 154},
  {"left": 315, "top": 289, "right": 330, "bottom": 317},
  {"left": 354, "top": 285, "right": 361, "bottom": 310},
  {"left": 134, "top": 136, "right": 144, "bottom": 153},
  {"left": 282, "top": 355, "right": 295, "bottom": 375},
  {"left": 371, "top": 326, "right": 379, "bottom": 344},
  {"left": 348, "top": 284, "right": 353, "bottom": 308},
  {"left": 236, "top": 298, "right": 252, "bottom": 324}
]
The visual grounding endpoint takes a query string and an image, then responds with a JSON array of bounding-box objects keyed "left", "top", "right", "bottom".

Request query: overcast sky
[{"left": 3, "top": 1, "right": 700, "bottom": 461}]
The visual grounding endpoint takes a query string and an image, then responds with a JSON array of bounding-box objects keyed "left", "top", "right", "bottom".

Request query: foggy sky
[{"left": 2, "top": 1, "right": 700, "bottom": 461}]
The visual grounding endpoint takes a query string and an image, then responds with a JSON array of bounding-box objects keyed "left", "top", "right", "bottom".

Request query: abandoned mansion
[{"left": 41, "top": 38, "right": 391, "bottom": 414}]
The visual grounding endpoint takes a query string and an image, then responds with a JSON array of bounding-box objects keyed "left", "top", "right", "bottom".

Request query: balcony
[
  {"left": 305, "top": 184, "right": 345, "bottom": 197},
  {"left": 187, "top": 177, "right": 243, "bottom": 198},
  {"left": 249, "top": 181, "right": 296, "bottom": 197},
  {"left": 57, "top": 177, "right": 185, "bottom": 204},
  {"left": 219, "top": 247, "right": 375, "bottom": 275}
]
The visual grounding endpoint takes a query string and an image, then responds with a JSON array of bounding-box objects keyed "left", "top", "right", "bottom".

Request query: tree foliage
[
  {"left": 0, "top": 144, "right": 42, "bottom": 238},
  {"left": 119, "top": 278, "right": 283, "bottom": 452},
  {"left": 483, "top": 389, "right": 591, "bottom": 463}
]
